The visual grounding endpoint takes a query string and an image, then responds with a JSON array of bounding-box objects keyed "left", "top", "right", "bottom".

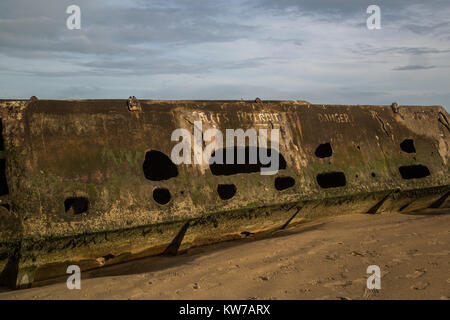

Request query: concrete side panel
[{"left": 0, "top": 99, "right": 449, "bottom": 287}]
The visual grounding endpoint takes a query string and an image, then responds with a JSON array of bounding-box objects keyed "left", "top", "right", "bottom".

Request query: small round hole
[
  {"left": 153, "top": 188, "right": 171, "bottom": 205},
  {"left": 371, "top": 172, "right": 376, "bottom": 178},
  {"left": 217, "top": 184, "right": 236, "bottom": 200},
  {"left": 315, "top": 143, "right": 333, "bottom": 158},
  {"left": 400, "top": 139, "right": 416, "bottom": 153}
]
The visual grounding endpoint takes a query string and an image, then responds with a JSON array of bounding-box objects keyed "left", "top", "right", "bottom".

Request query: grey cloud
[
  {"left": 255, "top": 0, "right": 448, "bottom": 17},
  {"left": 57, "top": 85, "right": 105, "bottom": 99},
  {"left": 0, "top": 0, "right": 449, "bottom": 112},
  {"left": 402, "top": 21, "right": 450, "bottom": 37},
  {"left": 256, "top": 0, "right": 450, "bottom": 40},
  {"left": 392, "top": 65, "right": 436, "bottom": 71},
  {"left": 1, "top": 56, "right": 275, "bottom": 78},
  {"left": 351, "top": 44, "right": 450, "bottom": 57},
  {"left": 81, "top": 56, "right": 273, "bottom": 76},
  {"left": 82, "top": 58, "right": 212, "bottom": 76},
  {"left": 0, "top": 0, "right": 255, "bottom": 58},
  {"left": 255, "top": 0, "right": 368, "bottom": 17}
]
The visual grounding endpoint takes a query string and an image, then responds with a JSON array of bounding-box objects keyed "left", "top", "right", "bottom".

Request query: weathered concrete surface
[{"left": 0, "top": 98, "right": 449, "bottom": 288}]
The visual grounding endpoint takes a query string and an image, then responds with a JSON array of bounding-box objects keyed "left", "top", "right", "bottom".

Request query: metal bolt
[
  {"left": 127, "top": 96, "right": 141, "bottom": 111},
  {"left": 391, "top": 102, "right": 399, "bottom": 113}
]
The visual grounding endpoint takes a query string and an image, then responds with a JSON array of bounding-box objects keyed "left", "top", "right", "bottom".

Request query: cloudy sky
[{"left": 0, "top": 0, "right": 449, "bottom": 110}]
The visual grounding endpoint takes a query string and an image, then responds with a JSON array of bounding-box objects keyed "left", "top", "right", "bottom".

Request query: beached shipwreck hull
[{"left": 0, "top": 98, "right": 449, "bottom": 288}]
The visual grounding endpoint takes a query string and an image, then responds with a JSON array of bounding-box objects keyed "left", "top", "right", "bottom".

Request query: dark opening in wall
[
  {"left": 217, "top": 184, "right": 236, "bottom": 200},
  {"left": 0, "top": 120, "right": 4, "bottom": 151},
  {"left": 143, "top": 150, "right": 178, "bottom": 181},
  {"left": 0, "top": 159, "right": 9, "bottom": 196},
  {"left": 153, "top": 188, "right": 171, "bottom": 205},
  {"left": 275, "top": 176, "right": 295, "bottom": 191},
  {"left": 315, "top": 143, "right": 333, "bottom": 158},
  {"left": 399, "top": 165, "right": 430, "bottom": 179},
  {"left": 153, "top": 188, "right": 171, "bottom": 204},
  {"left": 103, "top": 254, "right": 115, "bottom": 261},
  {"left": 400, "top": 139, "right": 416, "bottom": 153},
  {"left": 64, "top": 197, "right": 89, "bottom": 214},
  {"left": 316, "top": 172, "right": 346, "bottom": 188},
  {"left": 0, "top": 119, "right": 7, "bottom": 197},
  {"left": 209, "top": 146, "right": 286, "bottom": 176}
]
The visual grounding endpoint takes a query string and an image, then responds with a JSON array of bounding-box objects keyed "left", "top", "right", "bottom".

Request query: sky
[{"left": 0, "top": 0, "right": 449, "bottom": 110}]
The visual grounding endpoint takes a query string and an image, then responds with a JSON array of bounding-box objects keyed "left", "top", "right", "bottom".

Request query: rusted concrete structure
[{"left": 0, "top": 98, "right": 449, "bottom": 288}]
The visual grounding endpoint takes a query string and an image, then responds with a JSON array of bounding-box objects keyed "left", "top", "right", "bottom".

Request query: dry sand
[{"left": 1, "top": 208, "right": 449, "bottom": 300}]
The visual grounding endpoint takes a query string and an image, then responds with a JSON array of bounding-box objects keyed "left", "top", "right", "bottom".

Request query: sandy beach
[{"left": 1, "top": 208, "right": 449, "bottom": 300}]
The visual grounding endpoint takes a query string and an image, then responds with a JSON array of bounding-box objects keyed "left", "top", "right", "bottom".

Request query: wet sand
[{"left": 1, "top": 208, "right": 449, "bottom": 300}]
